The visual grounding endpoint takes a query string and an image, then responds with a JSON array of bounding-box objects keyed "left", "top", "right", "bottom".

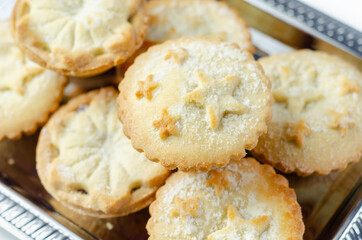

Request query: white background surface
[
  {"left": 0, "top": 0, "right": 15, "bottom": 20},
  {"left": 299, "top": 0, "right": 362, "bottom": 32},
  {"left": 0, "top": 0, "right": 360, "bottom": 239},
  {"left": 0, "top": 226, "right": 18, "bottom": 240}
]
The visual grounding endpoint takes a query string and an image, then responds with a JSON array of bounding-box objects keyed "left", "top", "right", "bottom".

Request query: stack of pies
[{"left": 0, "top": 0, "right": 360, "bottom": 238}]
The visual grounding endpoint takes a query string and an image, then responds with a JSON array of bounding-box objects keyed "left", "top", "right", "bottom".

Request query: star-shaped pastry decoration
[
  {"left": 339, "top": 76, "right": 359, "bottom": 96},
  {"left": 1, "top": 65, "right": 44, "bottom": 95},
  {"left": 273, "top": 65, "right": 323, "bottom": 115},
  {"left": 153, "top": 109, "right": 180, "bottom": 140},
  {"left": 184, "top": 71, "right": 246, "bottom": 129},
  {"left": 164, "top": 47, "right": 188, "bottom": 64},
  {"left": 135, "top": 75, "right": 159, "bottom": 100},
  {"left": 207, "top": 205, "right": 270, "bottom": 240},
  {"left": 329, "top": 110, "right": 355, "bottom": 137},
  {"left": 284, "top": 120, "right": 312, "bottom": 147},
  {"left": 171, "top": 197, "right": 201, "bottom": 218},
  {"left": 273, "top": 89, "right": 323, "bottom": 115},
  {"left": 205, "top": 169, "right": 233, "bottom": 195}
]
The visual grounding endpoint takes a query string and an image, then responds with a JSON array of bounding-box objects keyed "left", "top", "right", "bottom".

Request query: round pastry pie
[
  {"left": 37, "top": 87, "right": 170, "bottom": 217},
  {"left": 117, "top": 0, "right": 253, "bottom": 80},
  {"left": 252, "top": 50, "right": 362, "bottom": 175},
  {"left": 0, "top": 20, "right": 67, "bottom": 141},
  {"left": 118, "top": 38, "right": 272, "bottom": 171},
  {"left": 12, "top": 0, "right": 148, "bottom": 76},
  {"left": 145, "top": 0, "right": 253, "bottom": 52},
  {"left": 147, "top": 158, "right": 304, "bottom": 239}
]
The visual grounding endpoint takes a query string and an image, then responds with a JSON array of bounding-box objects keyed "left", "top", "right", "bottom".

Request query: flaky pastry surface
[
  {"left": 252, "top": 50, "right": 362, "bottom": 175},
  {"left": 147, "top": 158, "right": 304, "bottom": 239},
  {"left": 12, "top": 0, "right": 148, "bottom": 76},
  {"left": 116, "top": 0, "right": 254, "bottom": 80},
  {"left": 0, "top": 20, "right": 66, "bottom": 141},
  {"left": 118, "top": 38, "right": 272, "bottom": 171},
  {"left": 145, "top": 0, "right": 253, "bottom": 52},
  {"left": 37, "top": 87, "right": 170, "bottom": 217}
]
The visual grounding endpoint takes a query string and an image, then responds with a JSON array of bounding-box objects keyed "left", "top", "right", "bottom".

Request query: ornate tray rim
[{"left": 245, "top": 0, "right": 362, "bottom": 58}]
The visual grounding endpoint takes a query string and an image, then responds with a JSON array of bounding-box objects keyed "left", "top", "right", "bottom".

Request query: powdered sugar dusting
[
  {"left": 128, "top": 39, "right": 271, "bottom": 170},
  {"left": 150, "top": 159, "right": 294, "bottom": 239},
  {"left": 254, "top": 50, "right": 362, "bottom": 175}
]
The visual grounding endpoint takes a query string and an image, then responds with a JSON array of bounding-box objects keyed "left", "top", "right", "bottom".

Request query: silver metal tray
[{"left": 0, "top": 0, "right": 361, "bottom": 239}]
